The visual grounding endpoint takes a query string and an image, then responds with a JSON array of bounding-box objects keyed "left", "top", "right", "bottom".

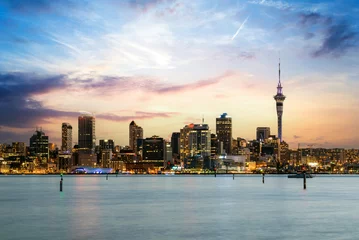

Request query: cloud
[
  {"left": 155, "top": 71, "right": 234, "bottom": 94},
  {"left": 127, "top": 0, "right": 174, "bottom": 13},
  {"left": 299, "top": 12, "right": 332, "bottom": 26},
  {"left": 2, "top": 0, "right": 73, "bottom": 14},
  {"left": 248, "top": 0, "right": 292, "bottom": 10},
  {"left": 0, "top": 72, "right": 77, "bottom": 128},
  {"left": 0, "top": 71, "right": 232, "bottom": 129},
  {"left": 97, "top": 111, "right": 178, "bottom": 122},
  {"left": 312, "top": 22, "right": 357, "bottom": 57},
  {"left": 297, "top": 12, "right": 358, "bottom": 58}
]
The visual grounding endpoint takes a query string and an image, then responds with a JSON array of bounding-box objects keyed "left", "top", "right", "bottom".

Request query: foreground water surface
[{"left": 0, "top": 175, "right": 358, "bottom": 240}]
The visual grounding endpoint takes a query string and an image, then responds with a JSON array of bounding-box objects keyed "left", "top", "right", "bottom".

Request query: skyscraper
[
  {"left": 78, "top": 114, "right": 96, "bottom": 151},
  {"left": 29, "top": 127, "right": 49, "bottom": 163},
  {"left": 274, "top": 60, "right": 286, "bottom": 142},
  {"left": 188, "top": 124, "right": 211, "bottom": 157},
  {"left": 61, "top": 123, "right": 72, "bottom": 152},
  {"left": 216, "top": 113, "right": 232, "bottom": 154},
  {"left": 142, "top": 136, "right": 165, "bottom": 168},
  {"left": 171, "top": 132, "right": 180, "bottom": 158},
  {"left": 129, "top": 121, "right": 143, "bottom": 153},
  {"left": 256, "top": 127, "right": 270, "bottom": 142}
]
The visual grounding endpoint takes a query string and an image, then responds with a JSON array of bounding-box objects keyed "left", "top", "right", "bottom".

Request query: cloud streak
[
  {"left": 97, "top": 111, "right": 178, "bottom": 122},
  {"left": 231, "top": 16, "right": 250, "bottom": 41}
]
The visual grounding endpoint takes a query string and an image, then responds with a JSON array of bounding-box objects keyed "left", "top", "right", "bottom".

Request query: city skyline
[{"left": 1, "top": 0, "right": 359, "bottom": 148}]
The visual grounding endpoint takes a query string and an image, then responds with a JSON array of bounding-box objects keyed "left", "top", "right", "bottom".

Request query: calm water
[{"left": 1, "top": 175, "right": 359, "bottom": 240}]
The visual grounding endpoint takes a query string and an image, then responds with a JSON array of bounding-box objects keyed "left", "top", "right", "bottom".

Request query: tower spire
[{"left": 279, "top": 57, "right": 281, "bottom": 86}]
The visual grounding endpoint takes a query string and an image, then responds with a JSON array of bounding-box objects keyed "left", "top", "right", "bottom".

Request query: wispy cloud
[
  {"left": 155, "top": 71, "right": 234, "bottom": 94},
  {"left": 97, "top": 111, "right": 178, "bottom": 122}
]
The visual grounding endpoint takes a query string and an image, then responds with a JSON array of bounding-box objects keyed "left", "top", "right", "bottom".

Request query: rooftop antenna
[{"left": 202, "top": 114, "right": 204, "bottom": 124}]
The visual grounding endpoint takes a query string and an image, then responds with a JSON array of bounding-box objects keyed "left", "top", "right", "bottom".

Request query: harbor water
[{"left": 0, "top": 175, "right": 358, "bottom": 240}]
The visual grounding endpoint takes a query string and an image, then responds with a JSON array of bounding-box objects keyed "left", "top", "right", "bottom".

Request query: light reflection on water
[{"left": 0, "top": 175, "right": 359, "bottom": 240}]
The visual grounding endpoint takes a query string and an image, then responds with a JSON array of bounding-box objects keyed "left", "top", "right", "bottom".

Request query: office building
[
  {"left": 29, "top": 128, "right": 49, "bottom": 163},
  {"left": 256, "top": 127, "right": 270, "bottom": 142},
  {"left": 188, "top": 124, "right": 211, "bottom": 157},
  {"left": 129, "top": 121, "right": 143, "bottom": 153},
  {"left": 171, "top": 132, "right": 180, "bottom": 158},
  {"left": 78, "top": 114, "right": 96, "bottom": 151},
  {"left": 61, "top": 123, "right": 72, "bottom": 152},
  {"left": 216, "top": 113, "right": 232, "bottom": 154},
  {"left": 142, "top": 136, "right": 165, "bottom": 168}
]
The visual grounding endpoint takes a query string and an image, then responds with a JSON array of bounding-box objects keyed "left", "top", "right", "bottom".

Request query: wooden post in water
[
  {"left": 106, "top": 173, "right": 109, "bottom": 180},
  {"left": 262, "top": 173, "right": 265, "bottom": 184},
  {"left": 303, "top": 171, "right": 306, "bottom": 189},
  {"left": 233, "top": 173, "right": 234, "bottom": 180},
  {"left": 60, "top": 180, "right": 63, "bottom": 192},
  {"left": 215, "top": 170, "right": 216, "bottom": 178}
]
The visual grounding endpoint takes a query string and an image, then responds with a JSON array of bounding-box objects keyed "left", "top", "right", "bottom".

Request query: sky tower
[{"left": 274, "top": 59, "right": 286, "bottom": 142}]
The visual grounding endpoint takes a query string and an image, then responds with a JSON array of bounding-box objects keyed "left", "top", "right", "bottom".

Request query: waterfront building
[
  {"left": 129, "top": 121, "right": 143, "bottom": 153},
  {"left": 78, "top": 114, "right": 96, "bottom": 152},
  {"left": 188, "top": 124, "right": 211, "bottom": 157},
  {"left": 216, "top": 113, "right": 232, "bottom": 155},
  {"left": 142, "top": 136, "right": 165, "bottom": 168},
  {"left": 165, "top": 141, "right": 173, "bottom": 168},
  {"left": 72, "top": 150, "right": 97, "bottom": 167},
  {"left": 171, "top": 132, "right": 180, "bottom": 158},
  {"left": 29, "top": 128, "right": 49, "bottom": 164},
  {"left": 61, "top": 123, "right": 72, "bottom": 152},
  {"left": 211, "top": 133, "right": 219, "bottom": 157},
  {"left": 180, "top": 125, "right": 192, "bottom": 161},
  {"left": 101, "top": 149, "right": 113, "bottom": 168},
  {"left": 274, "top": 60, "right": 286, "bottom": 142},
  {"left": 180, "top": 123, "right": 211, "bottom": 160},
  {"left": 256, "top": 127, "right": 270, "bottom": 142},
  {"left": 58, "top": 153, "right": 72, "bottom": 172}
]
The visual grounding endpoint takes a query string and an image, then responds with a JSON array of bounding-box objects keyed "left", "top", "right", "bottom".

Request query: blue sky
[{"left": 0, "top": 0, "right": 358, "bottom": 148}]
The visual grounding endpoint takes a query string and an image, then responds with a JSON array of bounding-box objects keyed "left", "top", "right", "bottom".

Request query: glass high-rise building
[
  {"left": 129, "top": 121, "right": 143, "bottom": 153},
  {"left": 78, "top": 115, "right": 95, "bottom": 152},
  {"left": 171, "top": 132, "right": 180, "bottom": 157},
  {"left": 61, "top": 123, "right": 72, "bottom": 152},
  {"left": 29, "top": 128, "right": 49, "bottom": 163},
  {"left": 216, "top": 113, "right": 232, "bottom": 155},
  {"left": 142, "top": 136, "right": 165, "bottom": 167}
]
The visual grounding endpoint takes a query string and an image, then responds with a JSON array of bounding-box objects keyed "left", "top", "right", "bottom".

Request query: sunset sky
[{"left": 0, "top": 0, "right": 358, "bottom": 149}]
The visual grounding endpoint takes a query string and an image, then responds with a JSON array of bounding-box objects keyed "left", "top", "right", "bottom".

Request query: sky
[{"left": 0, "top": 0, "right": 359, "bottom": 149}]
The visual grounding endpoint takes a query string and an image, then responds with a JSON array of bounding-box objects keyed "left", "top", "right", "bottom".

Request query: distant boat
[{"left": 288, "top": 172, "right": 314, "bottom": 178}]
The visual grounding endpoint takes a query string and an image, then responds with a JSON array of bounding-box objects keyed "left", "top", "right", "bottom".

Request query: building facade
[
  {"left": 188, "top": 124, "right": 211, "bottom": 157},
  {"left": 216, "top": 113, "right": 232, "bottom": 155},
  {"left": 78, "top": 115, "right": 96, "bottom": 151},
  {"left": 171, "top": 132, "right": 180, "bottom": 158},
  {"left": 29, "top": 128, "right": 49, "bottom": 163},
  {"left": 61, "top": 123, "right": 72, "bottom": 152},
  {"left": 129, "top": 121, "right": 143, "bottom": 153},
  {"left": 142, "top": 136, "right": 165, "bottom": 168},
  {"left": 256, "top": 127, "right": 270, "bottom": 142}
]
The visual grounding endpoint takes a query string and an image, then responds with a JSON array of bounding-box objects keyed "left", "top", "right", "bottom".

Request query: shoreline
[{"left": 0, "top": 172, "right": 355, "bottom": 176}]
